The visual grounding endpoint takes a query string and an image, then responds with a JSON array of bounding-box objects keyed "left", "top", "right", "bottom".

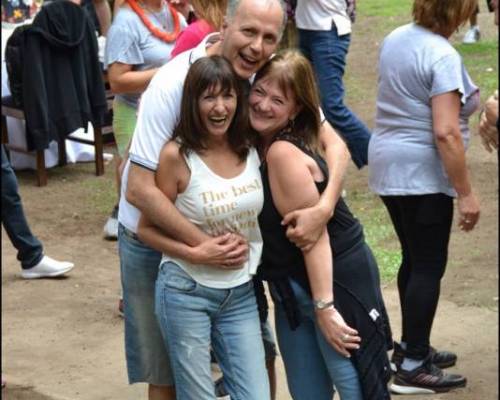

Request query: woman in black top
[{"left": 250, "top": 50, "right": 392, "bottom": 400}]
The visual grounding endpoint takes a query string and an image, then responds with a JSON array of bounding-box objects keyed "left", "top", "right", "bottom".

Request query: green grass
[
  {"left": 455, "top": 40, "right": 499, "bottom": 101},
  {"left": 346, "top": 189, "right": 401, "bottom": 282},
  {"left": 357, "top": 0, "right": 412, "bottom": 18}
]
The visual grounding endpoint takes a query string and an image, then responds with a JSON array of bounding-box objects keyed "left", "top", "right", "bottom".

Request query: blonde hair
[
  {"left": 254, "top": 50, "right": 322, "bottom": 151},
  {"left": 190, "top": 0, "right": 227, "bottom": 30},
  {"left": 413, "top": 0, "right": 478, "bottom": 34}
]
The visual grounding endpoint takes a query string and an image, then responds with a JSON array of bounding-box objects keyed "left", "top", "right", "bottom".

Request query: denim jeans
[
  {"left": 118, "top": 224, "right": 174, "bottom": 385},
  {"left": 298, "top": 26, "right": 371, "bottom": 168},
  {"left": 156, "top": 261, "right": 270, "bottom": 400},
  {"left": 1, "top": 145, "right": 43, "bottom": 269},
  {"left": 271, "top": 279, "right": 363, "bottom": 400}
]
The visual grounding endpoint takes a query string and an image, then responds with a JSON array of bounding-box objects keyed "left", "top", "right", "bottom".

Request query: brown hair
[
  {"left": 413, "top": 0, "right": 478, "bottom": 34},
  {"left": 173, "top": 55, "right": 253, "bottom": 160},
  {"left": 253, "top": 49, "right": 322, "bottom": 151},
  {"left": 190, "top": 0, "right": 227, "bottom": 30}
]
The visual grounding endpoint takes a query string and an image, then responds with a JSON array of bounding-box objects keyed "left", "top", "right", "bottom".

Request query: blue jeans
[
  {"left": 1, "top": 145, "right": 43, "bottom": 269},
  {"left": 271, "top": 279, "right": 363, "bottom": 400},
  {"left": 298, "top": 26, "right": 371, "bottom": 168},
  {"left": 118, "top": 224, "right": 174, "bottom": 385},
  {"left": 156, "top": 261, "right": 270, "bottom": 400}
]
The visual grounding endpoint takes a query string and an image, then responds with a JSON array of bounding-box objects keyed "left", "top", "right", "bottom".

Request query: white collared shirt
[{"left": 295, "top": 0, "right": 351, "bottom": 35}]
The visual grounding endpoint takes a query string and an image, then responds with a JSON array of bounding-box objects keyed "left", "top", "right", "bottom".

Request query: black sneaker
[
  {"left": 390, "top": 342, "right": 457, "bottom": 372},
  {"left": 391, "top": 357, "right": 466, "bottom": 394}
]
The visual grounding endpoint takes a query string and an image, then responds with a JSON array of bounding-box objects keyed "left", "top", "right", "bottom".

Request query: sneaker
[
  {"left": 462, "top": 26, "right": 480, "bottom": 44},
  {"left": 118, "top": 298, "right": 124, "bottom": 318},
  {"left": 214, "top": 376, "right": 230, "bottom": 400},
  {"left": 103, "top": 205, "right": 119, "bottom": 240},
  {"left": 21, "top": 256, "right": 74, "bottom": 279},
  {"left": 390, "top": 342, "right": 457, "bottom": 372},
  {"left": 390, "top": 357, "right": 466, "bottom": 394}
]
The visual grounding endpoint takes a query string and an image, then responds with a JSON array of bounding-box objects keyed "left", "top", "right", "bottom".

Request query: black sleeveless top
[{"left": 258, "top": 132, "right": 363, "bottom": 288}]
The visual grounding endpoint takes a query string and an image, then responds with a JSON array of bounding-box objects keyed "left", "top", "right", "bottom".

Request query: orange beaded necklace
[{"left": 126, "top": 0, "right": 181, "bottom": 43}]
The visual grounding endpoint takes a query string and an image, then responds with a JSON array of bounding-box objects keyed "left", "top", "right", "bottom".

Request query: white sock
[{"left": 401, "top": 357, "right": 424, "bottom": 371}]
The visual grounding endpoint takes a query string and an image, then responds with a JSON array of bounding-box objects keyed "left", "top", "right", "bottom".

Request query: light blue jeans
[
  {"left": 118, "top": 224, "right": 173, "bottom": 385},
  {"left": 271, "top": 279, "right": 363, "bottom": 400},
  {"left": 155, "top": 261, "right": 270, "bottom": 400}
]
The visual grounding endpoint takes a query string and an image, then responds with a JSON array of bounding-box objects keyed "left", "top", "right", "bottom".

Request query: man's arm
[
  {"left": 281, "top": 120, "right": 350, "bottom": 251},
  {"left": 127, "top": 163, "right": 210, "bottom": 246},
  {"left": 125, "top": 65, "right": 211, "bottom": 246}
]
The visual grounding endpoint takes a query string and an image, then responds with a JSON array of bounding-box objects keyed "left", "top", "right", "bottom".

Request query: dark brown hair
[
  {"left": 173, "top": 55, "right": 253, "bottom": 160},
  {"left": 253, "top": 49, "right": 321, "bottom": 151}
]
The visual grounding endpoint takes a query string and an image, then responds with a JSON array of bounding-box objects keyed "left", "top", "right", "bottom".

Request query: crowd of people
[{"left": 2, "top": 0, "right": 498, "bottom": 398}]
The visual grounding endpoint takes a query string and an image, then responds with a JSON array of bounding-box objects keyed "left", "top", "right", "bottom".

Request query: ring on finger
[{"left": 341, "top": 333, "right": 349, "bottom": 342}]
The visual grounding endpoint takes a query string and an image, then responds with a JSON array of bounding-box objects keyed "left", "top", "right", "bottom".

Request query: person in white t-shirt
[
  {"left": 295, "top": 0, "right": 371, "bottom": 169},
  {"left": 138, "top": 55, "right": 269, "bottom": 400}
]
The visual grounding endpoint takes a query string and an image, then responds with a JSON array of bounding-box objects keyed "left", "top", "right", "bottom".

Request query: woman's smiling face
[
  {"left": 198, "top": 83, "right": 237, "bottom": 140},
  {"left": 248, "top": 77, "right": 300, "bottom": 138}
]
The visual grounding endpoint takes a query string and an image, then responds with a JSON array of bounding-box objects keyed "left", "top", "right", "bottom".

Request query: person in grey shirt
[{"left": 368, "top": 0, "right": 480, "bottom": 395}]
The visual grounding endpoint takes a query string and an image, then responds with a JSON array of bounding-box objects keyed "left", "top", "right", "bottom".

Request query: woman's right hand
[
  {"left": 189, "top": 233, "right": 248, "bottom": 268},
  {"left": 457, "top": 191, "right": 480, "bottom": 232},
  {"left": 315, "top": 307, "right": 361, "bottom": 358}
]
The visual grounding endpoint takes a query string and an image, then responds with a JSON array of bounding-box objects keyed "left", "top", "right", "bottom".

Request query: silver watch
[{"left": 313, "top": 299, "right": 334, "bottom": 310}]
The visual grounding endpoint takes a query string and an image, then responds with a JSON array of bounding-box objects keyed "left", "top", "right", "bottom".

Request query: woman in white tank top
[{"left": 137, "top": 56, "right": 270, "bottom": 400}]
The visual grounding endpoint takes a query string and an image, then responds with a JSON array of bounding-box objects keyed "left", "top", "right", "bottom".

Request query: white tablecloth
[{"left": 2, "top": 25, "right": 110, "bottom": 170}]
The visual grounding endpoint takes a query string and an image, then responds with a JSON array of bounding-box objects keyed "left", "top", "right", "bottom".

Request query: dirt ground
[{"left": 2, "top": 11, "right": 498, "bottom": 400}]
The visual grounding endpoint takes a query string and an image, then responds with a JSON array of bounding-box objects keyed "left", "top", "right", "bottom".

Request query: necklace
[{"left": 126, "top": 0, "right": 181, "bottom": 43}]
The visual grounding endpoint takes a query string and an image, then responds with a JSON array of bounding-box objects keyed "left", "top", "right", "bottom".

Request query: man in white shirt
[
  {"left": 118, "top": 1, "right": 351, "bottom": 399},
  {"left": 295, "top": 0, "right": 371, "bottom": 168}
]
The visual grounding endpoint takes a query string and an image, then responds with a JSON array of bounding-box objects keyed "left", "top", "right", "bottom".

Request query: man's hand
[
  {"left": 189, "top": 233, "right": 249, "bottom": 268},
  {"left": 281, "top": 200, "right": 332, "bottom": 252},
  {"left": 478, "top": 91, "right": 499, "bottom": 152}
]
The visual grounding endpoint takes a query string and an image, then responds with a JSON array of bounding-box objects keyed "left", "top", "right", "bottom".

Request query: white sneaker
[
  {"left": 21, "top": 256, "right": 75, "bottom": 279},
  {"left": 103, "top": 205, "right": 119, "bottom": 240},
  {"left": 462, "top": 26, "right": 480, "bottom": 44}
]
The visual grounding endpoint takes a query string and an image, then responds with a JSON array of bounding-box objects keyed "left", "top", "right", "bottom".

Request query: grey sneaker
[
  {"left": 103, "top": 205, "right": 119, "bottom": 240},
  {"left": 21, "top": 256, "right": 74, "bottom": 279}
]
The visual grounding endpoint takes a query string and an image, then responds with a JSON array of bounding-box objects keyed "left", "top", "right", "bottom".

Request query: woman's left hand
[
  {"left": 281, "top": 202, "right": 331, "bottom": 252},
  {"left": 457, "top": 191, "right": 480, "bottom": 232},
  {"left": 315, "top": 307, "right": 361, "bottom": 358}
]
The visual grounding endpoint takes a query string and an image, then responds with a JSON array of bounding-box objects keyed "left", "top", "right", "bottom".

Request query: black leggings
[{"left": 381, "top": 194, "right": 453, "bottom": 360}]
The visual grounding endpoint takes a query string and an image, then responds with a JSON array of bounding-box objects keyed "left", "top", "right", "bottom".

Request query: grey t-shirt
[
  {"left": 104, "top": 6, "right": 185, "bottom": 108},
  {"left": 368, "top": 23, "right": 479, "bottom": 197}
]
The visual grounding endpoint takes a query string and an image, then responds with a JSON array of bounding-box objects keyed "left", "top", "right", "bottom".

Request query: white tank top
[{"left": 161, "top": 147, "right": 264, "bottom": 289}]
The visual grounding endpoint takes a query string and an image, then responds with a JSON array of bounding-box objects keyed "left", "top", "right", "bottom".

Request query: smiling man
[{"left": 117, "top": 1, "right": 350, "bottom": 399}]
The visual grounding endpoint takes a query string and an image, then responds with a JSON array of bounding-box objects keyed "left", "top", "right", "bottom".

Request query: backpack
[{"left": 5, "top": 24, "right": 31, "bottom": 108}]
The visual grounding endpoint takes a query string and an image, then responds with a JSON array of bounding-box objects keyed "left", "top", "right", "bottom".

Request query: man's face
[{"left": 220, "top": 0, "right": 283, "bottom": 80}]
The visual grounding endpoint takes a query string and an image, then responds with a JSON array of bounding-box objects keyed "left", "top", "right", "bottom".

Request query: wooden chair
[{"left": 1, "top": 95, "right": 108, "bottom": 186}]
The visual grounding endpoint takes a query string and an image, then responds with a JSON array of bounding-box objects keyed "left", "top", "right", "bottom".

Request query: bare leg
[
  {"left": 148, "top": 384, "right": 175, "bottom": 400},
  {"left": 267, "top": 357, "right": 277, "bottom": 400},
  {"left": 93, "top": 0, "right": 111, "bottom": 35},
  {"left": 470, "top": 11, "right": 478, "bottom": 26}
]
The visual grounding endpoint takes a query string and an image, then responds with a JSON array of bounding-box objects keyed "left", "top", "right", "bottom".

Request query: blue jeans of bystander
[
  {"left": 298, "top": 26, "right": 371, "bottom": 168},
  {"left": 1, "top": 145, "right": 43, "bottom": 269}
]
